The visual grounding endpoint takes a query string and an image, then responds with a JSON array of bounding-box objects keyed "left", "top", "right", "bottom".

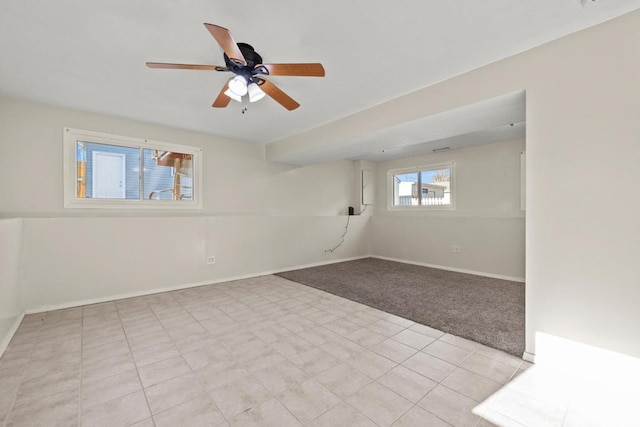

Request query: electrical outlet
[
  {"left": 451, "top": 245, "right": 461, "bottom": 254},
  {"left": 206, "top": 256, "right": 216, "bottom": 264}
]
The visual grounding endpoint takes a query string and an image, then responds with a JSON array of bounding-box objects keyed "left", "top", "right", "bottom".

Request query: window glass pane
[
  {"left": 76, "top": 141, "right": 140, "bottom": 199},
  {"left": 393, "top": 172, "right": 418, "bottom": 206},
  {"left": 143, "top": 149, "right": 193, "bottom": 201},
  {"left": 420, "top": 167, "right": 451, "bottom": 205},
  {"left": 66, "top": 128, "right": 202, "bottom": 209}
]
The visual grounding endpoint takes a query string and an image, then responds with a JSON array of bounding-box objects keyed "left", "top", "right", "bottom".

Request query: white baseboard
[
  {"left": 522, "top": 352, "right": 536, "bottom": 363},
  {"left": 25, "top": 253, "right": 524, "bottom": 319},
  {"left": 371, "top": 255, "right": 525, "bottom": 283},
  {"left": 0, "top": 310, "right": 26, "bottom": 358},
  {"left": 25, "top": 255, "right": 370, "bottom": 315}
]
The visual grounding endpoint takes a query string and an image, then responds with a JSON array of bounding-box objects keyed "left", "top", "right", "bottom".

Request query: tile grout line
[
  {"left": 280, "top": 300, "right": 408, "bottom": 425},
  {"left": 158, "top": 291, "right": 232, "bottom": 425},
  {"left": 371, "top": 335, "right": 455, "bottom": 427},
  {"left": 254, "top": 280, "right": 486, "bottom": 425},
  {"left": 295, "top": 304, "right": 456, "bottom": 426},
  {"left": 506, "top": 358, "right": 526, "bottom": 383},
  {"left": 416, "top": 339, "right": 480, "bottom": 425},
  {"left": 6, "top": 277, "right": 530, "bottom": 427},
  {"left": 84, "top": 287, "right": 309, "bottom": 424},
  {"left": 435, "top": 338, "right": 524, "bottom": 425},
  {"left": 219, "top": 290, "right": 321, "bottom": 424},
  {"left": 360, "top": 336, "right": 421, "bottom": 426},
  {"left": 268, "top": 287, "right": 471, "bottom": 422},
  {"left": 2, "top": 313, "right": 45, "bottom": 427},
  {"left": 250, "top": 297, "right": 322, "bottom": 423},
  {"left": 360, "top": 326, "right": 517, "bottom": 426},
  {"left": 180, "top": 285, "right": 387, "bottom": 425},
  {"left": 203, "top": 284, "right": 363, "bottom": 423},
  {"left": 116, "top": 301, "right": 156, "bottom": 426}
]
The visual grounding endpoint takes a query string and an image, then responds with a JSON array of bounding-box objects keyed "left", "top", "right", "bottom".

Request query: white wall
[
  {"left": 0, "top": 97, "right": 357, "bottom": 217},
  {"left": 0, "top": 97, "right": 370, "bottom": 312},
  {"left": 372, "top": 139, "right": 525, "bottom": 280},
  {"left": 0, "top": 219, "right": 24, "bottom": 355},
  {"left": 266, "top": 10, "right": 640, "bottom": 361},
  {"left": 22, "top": 215, "right": 369, "bottom": 311}
]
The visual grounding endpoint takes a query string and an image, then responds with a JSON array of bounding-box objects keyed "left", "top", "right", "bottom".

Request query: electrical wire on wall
[{"left": 323, "top": 204, "right": 368, "bottom": 253}]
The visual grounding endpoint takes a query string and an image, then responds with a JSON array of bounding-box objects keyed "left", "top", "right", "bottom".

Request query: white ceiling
[
  {"left": 1, "top": 1, "right": 639, "bottom": 160},
  {"left": 278, "top": 91, "right": 526, "bottom": 165}
]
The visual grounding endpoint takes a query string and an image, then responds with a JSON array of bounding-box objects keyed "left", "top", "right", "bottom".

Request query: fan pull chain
[{"left": 241, "top": 95, "right": 248, "bottom": 114}]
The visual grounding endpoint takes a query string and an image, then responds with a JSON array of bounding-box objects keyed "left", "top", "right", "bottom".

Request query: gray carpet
[{"left": 277, "top": 258, "right": 525, "bottom": 356}]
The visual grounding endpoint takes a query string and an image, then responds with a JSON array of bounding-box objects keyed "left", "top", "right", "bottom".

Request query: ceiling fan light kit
[
  {"left": 146, "top": 23, "right": 325, "bottom": 112},
  {"left": 247, "top": 82, "right": 266, "bottom": 103},
  {"left": 223, "top": 88, "right": 241, "bottom": 102},
  {"left": 228, "top": 75, "right": 248, "bottom": 97}
]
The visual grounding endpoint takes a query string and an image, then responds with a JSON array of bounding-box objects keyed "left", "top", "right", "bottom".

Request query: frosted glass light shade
[
  {"left": 248, "top": 83, "right": 266, "bottom": 103},
  {"left": 228, "top": 75, "right": 248, "bottom": 96},
  {"left": 224, "top": 88, "right": 241, "bottom": 102}
]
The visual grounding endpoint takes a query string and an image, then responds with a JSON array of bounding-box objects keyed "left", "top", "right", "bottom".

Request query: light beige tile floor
[{"left": 2, "top": 274, "right": 628, "bottom": 427}]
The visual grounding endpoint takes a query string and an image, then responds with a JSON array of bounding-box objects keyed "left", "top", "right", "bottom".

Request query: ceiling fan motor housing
[{"left": 224, "top": 43, "right": 267, "bottom": 84}]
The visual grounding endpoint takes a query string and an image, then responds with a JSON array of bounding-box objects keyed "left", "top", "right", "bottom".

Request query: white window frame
[
  {"left": 63, "top": 127, "right": 203, "bottom": 209},
  {"left": 387, "top": 162, "right": 456, "bottom": 210}
]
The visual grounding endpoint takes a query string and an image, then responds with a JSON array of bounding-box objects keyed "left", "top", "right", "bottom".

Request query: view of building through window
[
  {"left": 392, "top": 165, "right": 452, "bottom": 206},
  {"left": 75, "top": 142, "right": 193, "bottom": 201}
]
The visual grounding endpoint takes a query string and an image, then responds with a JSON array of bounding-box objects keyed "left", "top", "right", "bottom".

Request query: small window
[
  {"left": 64, "top": 128, "right": 202, "bottom": 209},
  {"left": 390, "top": 163, "right": 454, "bottom": 209}
]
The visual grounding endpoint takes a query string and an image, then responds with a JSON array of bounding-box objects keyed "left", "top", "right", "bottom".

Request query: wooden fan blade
[
  {"left": 257, "top": 78, "right": 300, "bottom": 111},
  {"left": 212, "top": 81, "right": 231, "bottom": 108},
  {"left": 204, "top": 23, "right": 246, "bottom": 65},
  {"left": 146, "top": 62, "right": 227, "bottom": 71},
  {"left": 260, "top": 63, "right": 325, "bottom": 77}
]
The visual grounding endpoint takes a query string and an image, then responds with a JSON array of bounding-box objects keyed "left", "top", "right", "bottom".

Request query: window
[
  {"left": 389, "top": 162, "right": 454, "bottom": 209},
  {"left": 64, "top": 128, "right": 202, "bottom": 209}
]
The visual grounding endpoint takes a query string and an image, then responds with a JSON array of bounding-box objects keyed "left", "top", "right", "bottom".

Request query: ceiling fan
[{"left": 146, "top": 23, "right": 325, "bottom": 112}]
